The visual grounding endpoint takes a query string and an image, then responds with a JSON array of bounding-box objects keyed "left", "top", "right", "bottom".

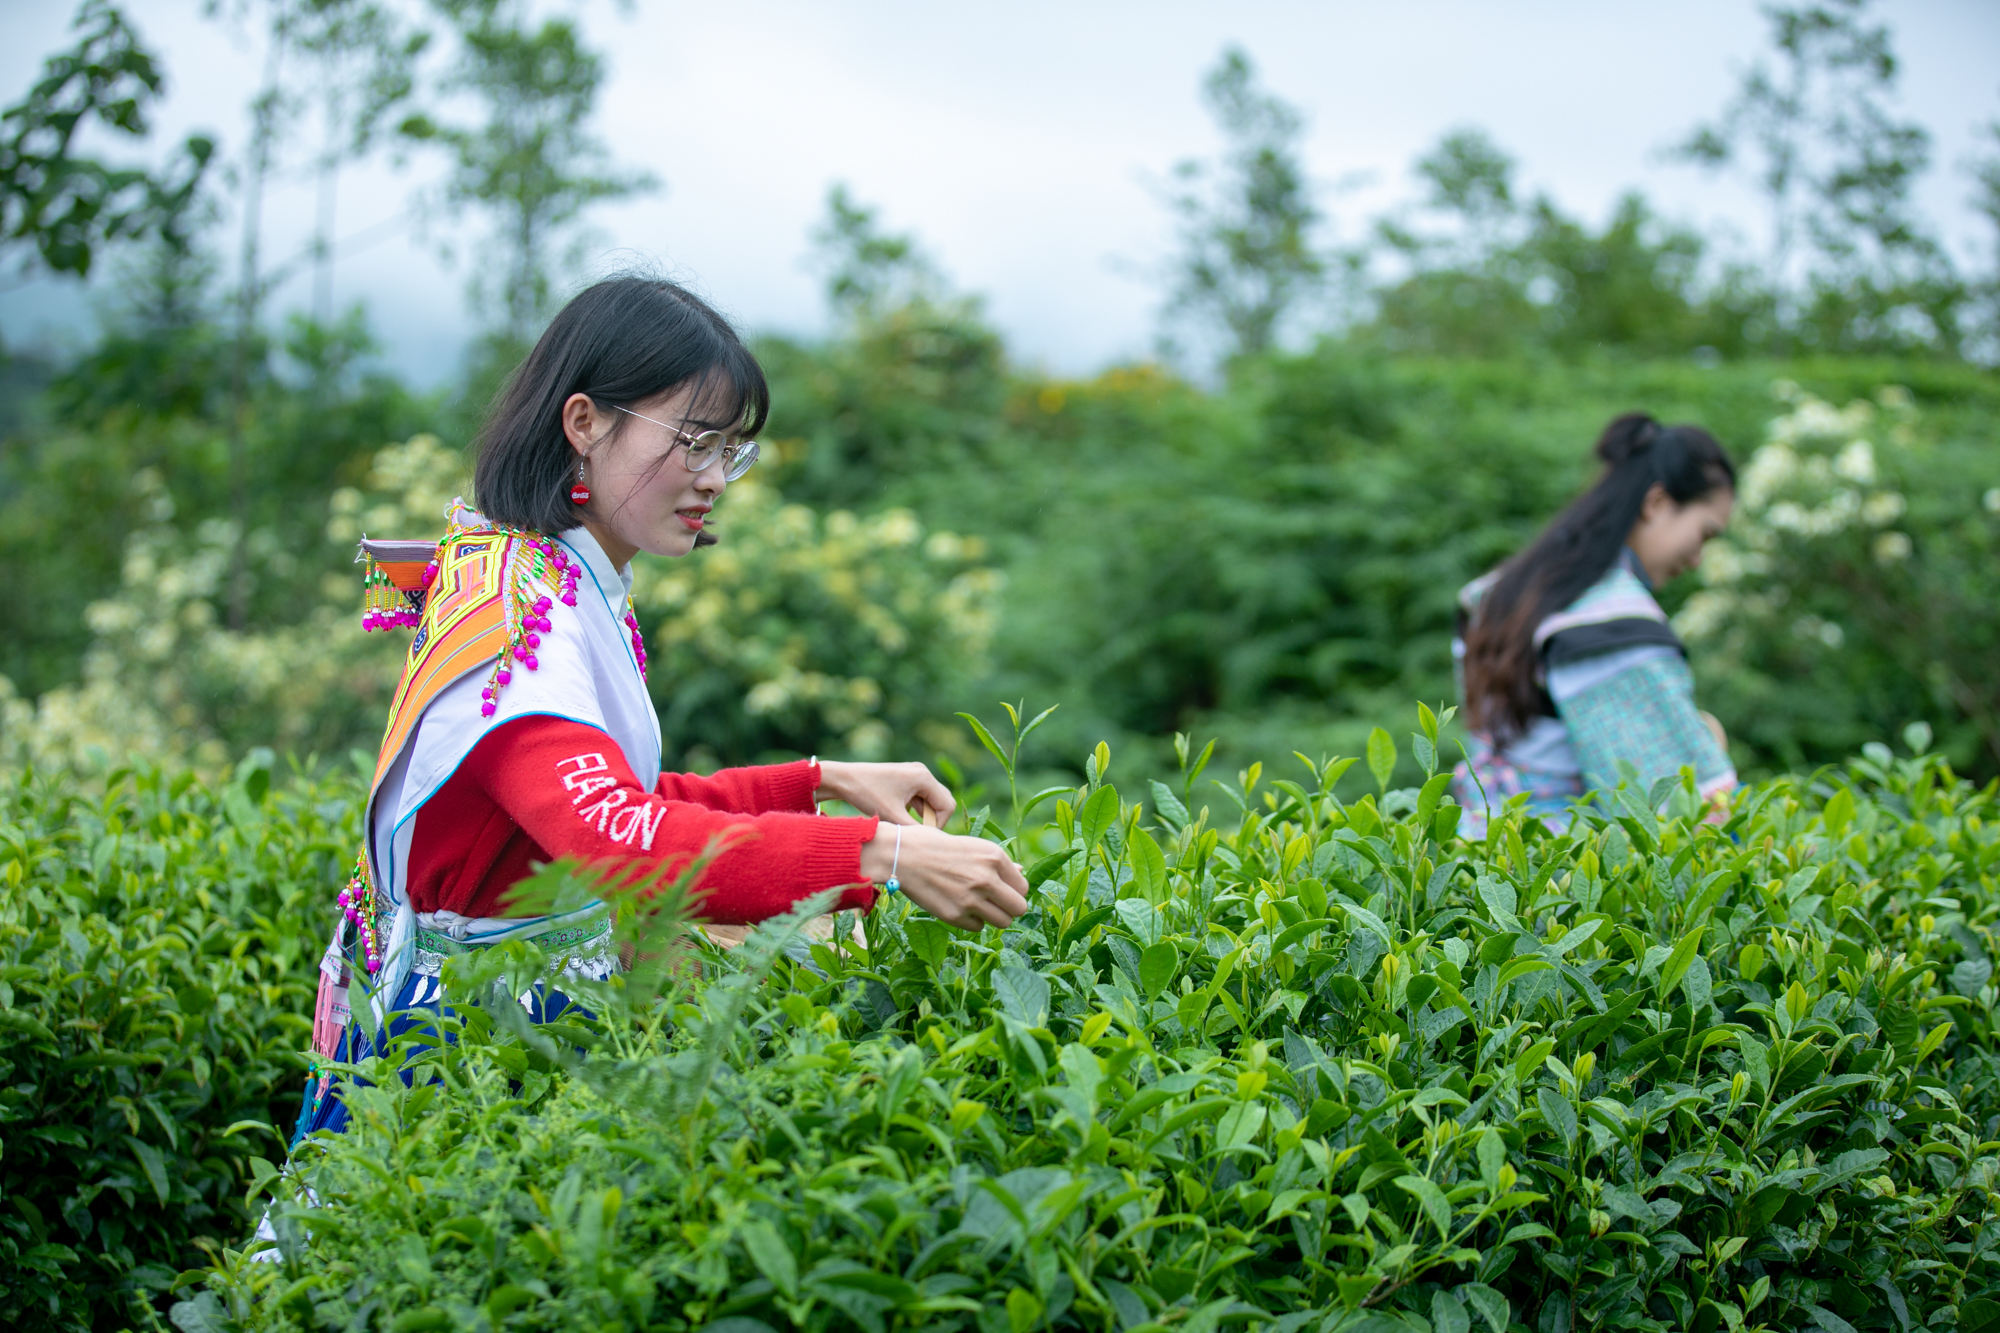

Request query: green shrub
[
  {"left": 1677, "top": 383, "right": 2000, "bottom": 776},
  {"left": 630, "top": 476, "right": 1004, "bottom": 768},
  {"left": 191, "top": 712, "right": 2000, "bottom": 1331},
  {"left": 0, "top": 755, "right": 355, "bottom": 1331}
]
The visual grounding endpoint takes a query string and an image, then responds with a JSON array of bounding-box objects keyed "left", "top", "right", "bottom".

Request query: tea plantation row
[{"left": 6, "top": 716, "right": 2000, "bottom": 1332}]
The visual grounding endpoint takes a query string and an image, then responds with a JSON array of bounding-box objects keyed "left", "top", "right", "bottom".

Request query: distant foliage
[
  {"left": 188, "top": 713, "right": 2000, "bottom": 1331},
  {"left": 635, "top": 478, "right": 1003, "bottom": 767},
  {"left": 1162, "top": 47, "right": 1326, "bottom": 361},
  {"left": 0, "top": 0, "right": 212, "bottom": 280},
  {"left": 0, "top": 433, "right": 455, "bottom": 771}
]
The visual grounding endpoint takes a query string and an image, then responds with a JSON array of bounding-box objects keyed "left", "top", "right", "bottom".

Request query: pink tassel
[{"left": 311, "top": 967, "right": 350, "bottom": 1062}]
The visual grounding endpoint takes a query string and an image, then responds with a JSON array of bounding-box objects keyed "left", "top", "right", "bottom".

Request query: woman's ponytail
[{"left": 1595, "top": 412, "right": 1662, "bottom": 466}]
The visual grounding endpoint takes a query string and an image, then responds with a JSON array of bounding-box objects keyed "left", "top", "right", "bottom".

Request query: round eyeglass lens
[
  {"left": 682, "top": 430, "right": 727, "bottom": 467},
  {"left": 723, "top": 439, "right": 759, "bottom": 481}
]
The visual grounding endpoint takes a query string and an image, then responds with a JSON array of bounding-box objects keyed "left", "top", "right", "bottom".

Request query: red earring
[{"left": 569, "top": 460, "right": 591, "bottom": 505}]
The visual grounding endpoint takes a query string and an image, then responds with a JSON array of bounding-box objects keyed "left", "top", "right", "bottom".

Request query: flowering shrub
[
  {"left": 0, "top": 438, "right": 1000, "bottom": 774},
  {"left": 1678, "top": 383, "right": 2000, "bottom": 776},
  {"left": 183, "top": 709, "right": 2000, "bottom": 1332},
  {"left": 631, "top": 478, "right": 1002, "bottom": 766},
  {"left": 0, "top": 436, "right": 463, "bottom": 772}
]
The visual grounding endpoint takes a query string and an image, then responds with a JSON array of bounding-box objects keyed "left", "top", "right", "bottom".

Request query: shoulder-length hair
[
  {"left": 1462, "top": 412, "right": 1735, "bottom": 740},
  {"left": 472, "top": 277, "right": 770, "bottom": 545}
]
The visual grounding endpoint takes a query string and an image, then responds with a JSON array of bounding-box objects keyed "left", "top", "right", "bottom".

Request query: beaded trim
[
  {"left": 335, "top": 852, "right": 384, "bottom": 974},
  {"left": 410, "top": 916, "right": 617, "bottom": 980},
  {"left": 475, "top": 530, "right": 583, "bottom": 717}
]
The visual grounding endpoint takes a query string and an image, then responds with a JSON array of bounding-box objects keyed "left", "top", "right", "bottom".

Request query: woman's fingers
[
  {"left": 956, "top": 844, "right": 1028, "bottom": 931},
  {"left": 880, "top": 825, "right": 1029, "bottom": 934},
  {"left": 970, "top": 900, "right": 1013, "bottom": 930},
  {"left": 820, "top": 760, "right": 957, "bottom": 825},
  {"left": 910, "top": 770, "right": 956, "bottom": 824}
]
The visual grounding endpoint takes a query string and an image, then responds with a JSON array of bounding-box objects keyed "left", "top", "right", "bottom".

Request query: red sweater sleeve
[
  {"left": 654, "top": 759, "right": 820, "bottom": 813},
  {"left": 461, "top": 716, "right": 877, "bottom": 923}
]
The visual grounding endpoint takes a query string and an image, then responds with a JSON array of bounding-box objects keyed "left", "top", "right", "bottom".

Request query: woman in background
[{"left": 1451, "top": 412, "right": 1737, "bottom": 832}]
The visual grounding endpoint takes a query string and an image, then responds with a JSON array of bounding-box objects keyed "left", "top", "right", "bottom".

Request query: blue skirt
[{"left": 289, "top": 969, "right": 580, "bottom": 1147}]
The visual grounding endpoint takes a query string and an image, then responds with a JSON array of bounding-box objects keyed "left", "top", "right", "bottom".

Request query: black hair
[
  {"left": 1462, "top": 412, "right": 1736, "bottom": 740},
  {"left": 472, "top": 276, "right": 769, "bottom": 545}
]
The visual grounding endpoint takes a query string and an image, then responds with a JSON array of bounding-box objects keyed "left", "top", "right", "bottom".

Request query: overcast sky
[{"left": 2, "top": 0, "right": 1996, "bottom": 382}]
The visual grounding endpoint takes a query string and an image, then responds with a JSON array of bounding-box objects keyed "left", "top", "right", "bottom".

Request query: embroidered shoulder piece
[
  {"left": 356, "top": 537, "right": 440, "bottom": 630},
  {"left": 358, "top": 517, "right": 583, "bottom": 789}
]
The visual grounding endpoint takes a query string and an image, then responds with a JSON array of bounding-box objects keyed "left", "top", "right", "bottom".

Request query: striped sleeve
[{"left": 1555, "top": 653, "right": 1735, "bottom": 806}]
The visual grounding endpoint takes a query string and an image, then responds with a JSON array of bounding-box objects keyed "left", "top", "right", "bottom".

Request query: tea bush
[
  {"left": 191, "top": 711, "right": 2000, "bottom": 1332},
  {"left": 0, "top": 754, "right": 356, "bottom": 1331}
]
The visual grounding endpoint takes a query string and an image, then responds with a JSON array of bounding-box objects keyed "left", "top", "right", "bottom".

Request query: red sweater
[{"left": 406, "top": 715, "right": 879, "bottom": 922}]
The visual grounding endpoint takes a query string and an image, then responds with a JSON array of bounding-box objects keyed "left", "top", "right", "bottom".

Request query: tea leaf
[
  {"left": 1078, "top": 785, "right": 1120, "bottom": 851},
  {"left": 1461, "top": 1285, "right": 1511, "bottom": 1333},
  {"left": 1366, "top": 728, "right": 1396, "bottom": 792},
  {"left": 1657, "top": 926, "right": 1705, "bottom": 999},
  {"left": 738, "top": 1219, "right": 798, "bottom": 1299},
  {"left": 1431, "top": 1290, "right": 1470, "bottom": 1333},
  {"left": 955, "top": 712, "right": 1012, "bottom": 773},
  {"left": 1216, "top": 1102, "right": 1267, "bottom": 1150},
  {"left": 1394, "top": 1174, "right": 1452, "bottom": 1237},
  {"left": 1128, "top": 827, "right": 1167, "bottom": 902},
  {"left": 993, "top": 960, "right": 1050, "bottom": 1027},
  {"left": 1415, "top": 771, "right": 1451, "bottom": 830}
]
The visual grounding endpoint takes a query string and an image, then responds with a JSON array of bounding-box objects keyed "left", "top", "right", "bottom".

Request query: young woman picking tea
[{"left": 295, "top": 277, "right": 1029, "bottom": 1142}]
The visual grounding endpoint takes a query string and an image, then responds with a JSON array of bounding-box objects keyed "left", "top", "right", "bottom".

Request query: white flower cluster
[
  {"left": 1, "top": 435, "right": 1000, "bottom": 773},
  {"left": 2, "top": 437, "right": 453, "bottom": 773},
  {"left": 1674, "top": 382, "right": 1918, "bottom": 649},
  {"left": 326, "top": 434, "right": 468, "bottom": 544}
]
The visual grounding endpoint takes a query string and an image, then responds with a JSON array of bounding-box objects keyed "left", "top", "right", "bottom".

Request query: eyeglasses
[{"left": 614, "top": 406, "right": 760, "bottom": 481}]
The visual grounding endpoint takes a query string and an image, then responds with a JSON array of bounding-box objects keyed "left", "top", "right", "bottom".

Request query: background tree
[
  {"left": 405, "top": 0, "right": 656, "bottom": 355},
  {"left": 814, "top": 183, "right": 942, "bottom": 321},
  {"left": 1362, "top": 127, "right": 1740, "bottom": 358},
  {"left": 1161, "top": 46, "right": 1324, "bottom": 365},
  {"left": 199, "top": 0, "right": 431, "bottom": 625},
  {"left": 1673, "top": 0, "right": 1947, "bottom": 352},
  {"left": 0, "top": 0, "right": 211, "bottom": 284},
  {"left": 757, "top": 185, "right": 1004, "bottom": 509},
  {"left": 296, "top": 3, "right": 429, "bottom": 321},
  {"left": 1966, "top": 115, "right": 2000, "bottom": 357},
  {"left": 1382, "top": 127, "right": 1520, "bottom": 266}
]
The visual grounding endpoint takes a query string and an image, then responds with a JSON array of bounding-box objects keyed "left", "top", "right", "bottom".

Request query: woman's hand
[
  {"left": 816, "top": 760, "right": 956, "bottom": 827},
  {"left": 859, "top": 823, "right": 1029, "bottom": 932}
]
